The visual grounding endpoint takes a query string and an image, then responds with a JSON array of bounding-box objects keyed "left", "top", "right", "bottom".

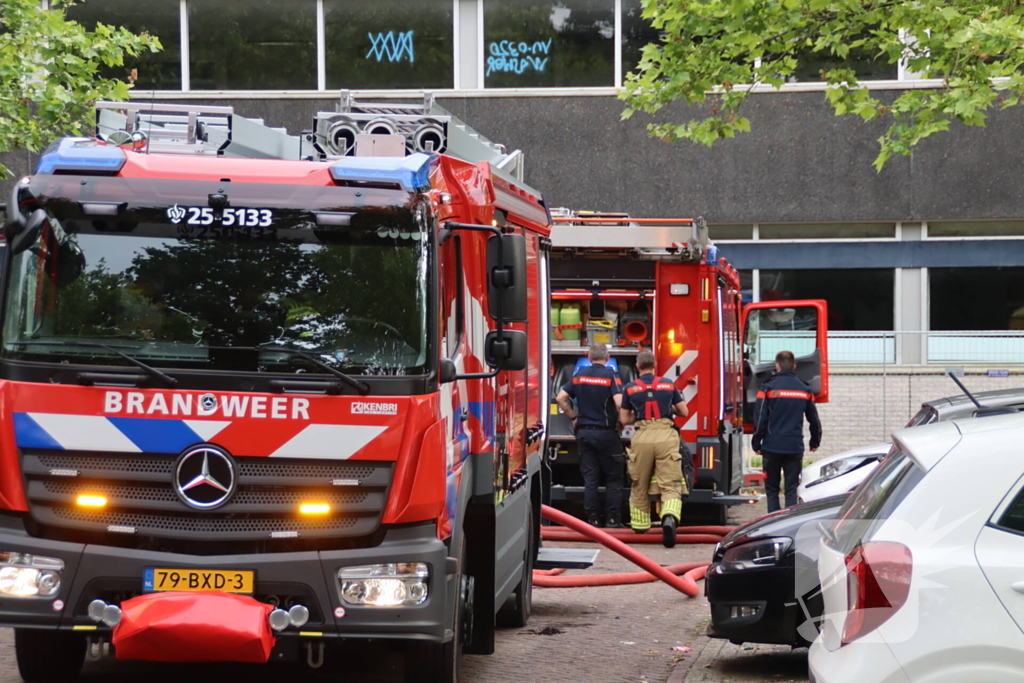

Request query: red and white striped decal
[{"left": 666, "top": 349, "right": 699, "bottom": 437}]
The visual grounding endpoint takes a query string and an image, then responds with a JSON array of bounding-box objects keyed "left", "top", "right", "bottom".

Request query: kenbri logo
[{"left": 351, "top": 401, "right": 399, "bottom": 416}]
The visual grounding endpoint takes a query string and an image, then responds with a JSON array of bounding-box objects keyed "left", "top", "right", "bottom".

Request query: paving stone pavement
[{"left": 0, "top": 499, "right": 811, "bottom": 683}]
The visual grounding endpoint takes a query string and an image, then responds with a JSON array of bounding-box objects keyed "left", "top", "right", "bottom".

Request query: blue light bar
[
  {"left": 329, "top": 153, "right": 434, "bottom": 192},
  {"left": 36, "top": 138, "right": 126, "bottom": 175}
]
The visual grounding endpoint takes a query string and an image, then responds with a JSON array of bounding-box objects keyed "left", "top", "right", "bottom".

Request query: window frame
[{"left": 442, "top": 234, "right": 466, "bottom": 360}]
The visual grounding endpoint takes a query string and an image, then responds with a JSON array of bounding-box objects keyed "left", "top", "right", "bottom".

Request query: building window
[
  {"left": 928, "top": 221, "right": 1024, "bottom": 238},
  {"left": 65, "top": 0, "right": 182, "bottom": 90},
  {"left": 786, "top": 31, "right": 898, "bottom": 83},
  {"left": 738, "top": 270, "right": 754, "bottom": 304},
  {"left": 188, "top": 0, "right": 317, "bottom": 90},
  {"left": 758, "top": 223, "right": 896, "bottom": 240},
  {"left": 483, "top": 0, "right": 615, "bottom": 88},
  {"left": 930, "top": 267, "right": 1024, "bottom": 331},
  {"left": 760, "top": 269, "right": 894, "bottom": 330},
  {"left": 620, "top": 0, "right": 658, "bottom": 78},
  {"left": 324, "top": 0, "right": 454, "bottom": 90},
  {"left": 708, "top": 224, "right": 754, "bottom": 241}
]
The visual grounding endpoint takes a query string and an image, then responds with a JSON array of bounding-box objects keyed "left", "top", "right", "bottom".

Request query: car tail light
[{"left": 841, "top": 541, "right": 912, "bottom": 645}]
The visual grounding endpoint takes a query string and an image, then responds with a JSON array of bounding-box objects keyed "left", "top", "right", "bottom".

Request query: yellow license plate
[{"left": 145, "top": 568, "right": 255, "bottom": 594}]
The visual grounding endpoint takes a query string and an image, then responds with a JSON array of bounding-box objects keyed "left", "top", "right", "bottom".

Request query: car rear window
[
  {"left": 826, "top": 449, "right": 926, "bottom": 555},
  {"left": 996, "top": 484, "right": 1024, "bottom": 535}
]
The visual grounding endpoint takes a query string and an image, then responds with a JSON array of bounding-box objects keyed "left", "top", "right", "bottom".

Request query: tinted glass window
[
  {"left": 760, "top": 269, "right": 894, "bottom": 331},
  {"left": 621, "top": 0, "right": 658, "bottom": 77},
  {"left": 930, "top": 267, "right": 1024, "bottom": 331},
  {"left": 188, "top": 0, "right": 317, "bottom": 90},
  {"left": 929, "top": 221, "right": 1024, "bottom": 238},
  {"left": 758, "top": 223, "right": 896, "bottom": 239},
  {"left": 324, "top": 0, "right": 454, "bottom": 89},
  {"left": 65, "top": 0, "right": 182, "bottom": 90},
  {"left": 829, "top": 450, "right": 925, "bottom": 554},
  {"left": 708, "top": 224, "right": 753, "bottom": 240},
  {"left": 483, "top": 0, "right": 615, "bottom": 88},
  {"left": 786, "top": 32, "right": 898, "bottom": 83},
  {"left": 998, "top": 484, "right": 1024, "bottom": 534}
]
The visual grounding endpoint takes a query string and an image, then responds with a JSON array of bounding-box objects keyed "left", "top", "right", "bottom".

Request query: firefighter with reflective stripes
[
  {"left": 752, "top": 350, "right": 822, "bottom": 513},
  {"left": 555, "top": 343, "right": 626, "bottom": 528},
  {"left": 619, "top": 351, "right": 689, "bottom": 547}
]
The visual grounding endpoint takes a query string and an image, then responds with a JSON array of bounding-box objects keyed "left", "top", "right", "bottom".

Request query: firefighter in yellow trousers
[{"left": 619, "top": 351, "right": 689, "bottom": 548}]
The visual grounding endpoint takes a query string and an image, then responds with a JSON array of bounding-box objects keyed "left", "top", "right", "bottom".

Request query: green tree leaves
[
  {"left": 620, "top": 0, "right": 1024, "bottom": 169},
  {"left": 0, "top": 0, "right": 160, "bottom": 178}
]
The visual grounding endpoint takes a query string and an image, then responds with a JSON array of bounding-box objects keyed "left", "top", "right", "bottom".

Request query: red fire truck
[
  {"left": 545, "top": 211, "right": 830, "bottom": 524},
  {"left": 0, "top": 95, "right": 550, "bottom": 682}
]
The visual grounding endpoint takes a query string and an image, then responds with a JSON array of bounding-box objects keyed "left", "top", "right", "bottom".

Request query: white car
[
  {"left": 799, "top": 385, "right": 1024, "bottom": 504},
  {"left": 797, "top": 442, "right": 889, "bottom": 503},
  {"left": 809, "top": 413, "right": 1024, "bottom": 683}
]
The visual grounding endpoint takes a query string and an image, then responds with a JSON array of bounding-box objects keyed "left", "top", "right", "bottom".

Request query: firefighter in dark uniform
[
  {"left": 555, "top": 343, "right": 625, "bottom": 528},
  {"left": 752, "top": 350, "right": 822, "bottom": 513},
  {"left": 619, "top": 351, "right": 689, "bottom": 547}
]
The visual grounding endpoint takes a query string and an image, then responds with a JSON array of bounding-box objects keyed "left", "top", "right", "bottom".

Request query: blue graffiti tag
[
  {"left": 486, "top": 38, "right": 552, "bottom": 76},
  {"left": 366, "top": 30, "right": 415, "bottom": 63}
]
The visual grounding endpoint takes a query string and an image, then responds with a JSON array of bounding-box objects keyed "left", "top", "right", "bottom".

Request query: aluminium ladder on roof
[
  {"left": 94, "top": 91, "right": 526, "bottom": 181},
  {"left": 548, "top": 209, "right": 709, "bottom": 262}
]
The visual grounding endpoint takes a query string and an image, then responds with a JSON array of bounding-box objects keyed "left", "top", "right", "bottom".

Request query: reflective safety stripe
[
  {"left": 766, "top": 389, "right": 813, "bottom": 400},
  {"left": 573, "top": 375, "right": 612, "bottom": 387},
  {"left": 628, "top": 376, "right": 666, "bottom": 420},
  {"left": 662, "top": 498, "right": 682, "bottom": 521},
  {"left": 630, "top": 504, "right": 651, "bottom": 530}
]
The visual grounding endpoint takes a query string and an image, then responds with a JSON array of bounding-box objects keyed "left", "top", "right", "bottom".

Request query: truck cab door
[{"left": 740, "top": 300, "right": 829, "bottom": 430}]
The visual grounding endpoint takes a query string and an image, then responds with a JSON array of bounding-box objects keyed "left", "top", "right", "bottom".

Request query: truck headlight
[
  {"left": 719, "top": 538, "right": 792, "bottom": 572},
  {"left": 0, "top": 552, "right": 63, "bottom": 597},
  {"left": 338, "top": 563, "right": 429, "bottom": 606}
]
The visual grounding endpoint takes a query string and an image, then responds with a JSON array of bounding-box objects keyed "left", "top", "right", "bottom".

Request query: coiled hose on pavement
[{"left": 535, "top": 505, "right": 734, "bottom": 597}]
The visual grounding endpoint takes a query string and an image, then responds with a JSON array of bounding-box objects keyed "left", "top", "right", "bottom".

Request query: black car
[{"left": 705, "top": 494, "right": 847, "bottom": 647}]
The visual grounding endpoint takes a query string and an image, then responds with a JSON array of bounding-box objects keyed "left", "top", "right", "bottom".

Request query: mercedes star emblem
[{"left": 173, "top": 445, "right": 237, "bottom": 510}]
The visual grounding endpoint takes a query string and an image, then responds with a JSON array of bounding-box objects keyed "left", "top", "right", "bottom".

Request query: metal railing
[{"left": 752, "top": 330, "right": 1024, "bottom": 367}]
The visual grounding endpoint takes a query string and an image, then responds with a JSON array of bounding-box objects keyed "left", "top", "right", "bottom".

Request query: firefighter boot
[
  {"left": 629, "top": 504, "right": 651, "bottom": 534},
  {"left": 661, "top": 498, "right": 683, "bottom": 548},
  {"left": 661, "top": 514, "right": 678, "bottom": 548}
]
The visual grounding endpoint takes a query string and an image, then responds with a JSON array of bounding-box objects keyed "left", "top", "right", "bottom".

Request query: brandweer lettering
[{"left": 104, "top": 391, "right": 310, "bottom": 420}]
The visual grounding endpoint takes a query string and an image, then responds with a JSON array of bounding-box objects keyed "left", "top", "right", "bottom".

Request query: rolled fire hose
[{"left": 537, "top": 505, "right": 730, "bottom": 597}]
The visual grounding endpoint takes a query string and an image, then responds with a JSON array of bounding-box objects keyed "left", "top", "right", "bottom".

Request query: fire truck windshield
[{"left": 1, "top": 179, "right": 431, "bottom": 378}]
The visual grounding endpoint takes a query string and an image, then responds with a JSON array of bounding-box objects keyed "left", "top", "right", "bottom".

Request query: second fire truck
[{"left": 545, "top": 211, "right": 830, "bottom": 524}]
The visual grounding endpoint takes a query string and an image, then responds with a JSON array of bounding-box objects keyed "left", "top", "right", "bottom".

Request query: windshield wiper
[
  {"left": 210, "top": 345, "right": 371, "bottom": 395},
  {"left": 10, "top": 341, "right": 178, "bottom": 387}
]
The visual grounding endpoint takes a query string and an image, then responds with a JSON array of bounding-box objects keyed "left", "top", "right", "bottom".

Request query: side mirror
[
  {"left": 486, "top": 233, "right": 527, "bottom": 322},
  {"left": 485, "top": 329, "right": 527, "bottom": 371},
  {"left": 55, "top": 240, "right": 86, "bottom": 288},
  {"left": 9, "top": 209, "right": 47, "bottom": 255},
  {"left": 438, "top": 358, "right": 457, "bottom": 383}
]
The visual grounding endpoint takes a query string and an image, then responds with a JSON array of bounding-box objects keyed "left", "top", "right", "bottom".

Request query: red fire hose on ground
[{"left": 536, "top": 505, "right": 734, "bottom": 597}]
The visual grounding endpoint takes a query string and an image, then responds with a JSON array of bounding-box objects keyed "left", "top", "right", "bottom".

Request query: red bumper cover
[{"left": 112, "top": 592, "right": 276, "bottom": 663}]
